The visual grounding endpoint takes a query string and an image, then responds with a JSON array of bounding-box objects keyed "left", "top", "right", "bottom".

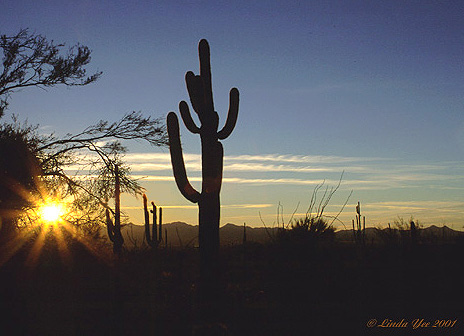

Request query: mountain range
[{"left": 108, "top": 222, "right": 464, "bottom": 248}]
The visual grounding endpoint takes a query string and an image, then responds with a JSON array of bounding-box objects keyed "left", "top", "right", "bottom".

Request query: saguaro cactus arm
[
  {"left": 150, "top": 201, "right": 158, "bottom": 243},
  {"left": 186, "top": 72, "right": 209, "bottom": 118},
  {"left": 143, "top": 194, "right": 151, "bottom": 244},
  {"left": 198, "top": 39, "right": 214, "bottom": 111},
  {"left": 185, "top": 40, "right": 220, "bottom": 130},
  {"left": 106, "top": 207, "right": 123, "bottom": 252},
  {"left": 179, "top": 101, "right": 200, "bottom": 134},
  {"left": 106, "top": 209, "right": 115, "bottom": 242},
  {"left": 217, "top": 88, "right": 239, "bottom": 140},
  {"left": 167, "top": 112, "right": 200, "bottom": 203},
  {"left": 105, "top": 165, "right": 124, "bottom": 252},
  {"left": 143, "top": 194, "right": 149, "bottom": 224},
  {"left": 158, "top": 206, "right": 163, "bottom": 241}
]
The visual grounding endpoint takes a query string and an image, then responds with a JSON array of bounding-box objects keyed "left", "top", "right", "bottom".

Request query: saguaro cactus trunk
[
  {"left": 167, "top": 39, "right": 239, "bottom": 324},
  {"left": 354, "top": 201, "right": 365, "bottom": 246},
  {"left": 106, "top": 164, "right": 124, "bottom": 256},
  {"left": 167, "top": 39, "right": 238, "bottom": 264}
]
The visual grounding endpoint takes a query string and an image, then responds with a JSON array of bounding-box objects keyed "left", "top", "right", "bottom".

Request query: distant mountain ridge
[
  {"left": 108, "top": 222, "right": 464, "bottom": 248},
  {"left": 335, "top": 225, "right": 464, "bottom": 242},
  {"left": 117, "top": 222, "right": 277, "bottom": 248}
]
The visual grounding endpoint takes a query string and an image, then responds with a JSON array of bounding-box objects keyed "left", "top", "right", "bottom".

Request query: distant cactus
[
  {"left": 392, "top": 216, "right": 420, "bottom": 246},
  {"left": 143, "top": 194, "right": 163, "bottom": 248},
  {"left": 167, "top": 39, "right": 239, "bottom": 266},
  {"left": 410, "top": 220, "right": 417, "bottom": 245},
  {"left": 106, "top": 164, "right": 124, "bottom": 255},
  {"left": 353, "top": 201, "right": 365, "bottom": 246}
]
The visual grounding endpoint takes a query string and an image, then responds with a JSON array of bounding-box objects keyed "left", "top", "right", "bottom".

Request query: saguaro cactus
[
  {"left": 143, "top": 193, "right": 163, "bottom": 248},
  {"left": 352, "top": 201, "right": 365, "bottom": 246},
  {"left": 106, "top": 164, "right": 124, "bottom": 255},
  {"left": 167, "top": 39, "right": 239, "bottom": 266},
  {"left": 410, "top": 219, "right": 417, "bottom": 245}
]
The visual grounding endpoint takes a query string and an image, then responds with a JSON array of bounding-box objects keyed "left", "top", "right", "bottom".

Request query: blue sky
[{"left": 2, "top": 0, "right": 463, "bottom": 229}]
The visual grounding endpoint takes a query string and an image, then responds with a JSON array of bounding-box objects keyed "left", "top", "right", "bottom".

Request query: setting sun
[{"left": 39, "top": 202, "right": 65, "bottom": 224}]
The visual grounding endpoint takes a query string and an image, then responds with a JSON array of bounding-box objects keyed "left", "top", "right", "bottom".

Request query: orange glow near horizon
[{"left": 0, "top": 175, "right": 113, "bottom": 269}]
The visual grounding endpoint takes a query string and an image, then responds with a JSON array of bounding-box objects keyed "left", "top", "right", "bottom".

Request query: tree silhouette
[
  {"left": 0, "top": 112, "right": 167, "bottom": 238},
  {"left": 0, "top": 29, "right": 168, "bottom": 238},
  {"left": 0, "top": 118, "right": 41, "bottom": 238},
  {"left": 0, "top": 28, "right": 102, "bottom": 118}
]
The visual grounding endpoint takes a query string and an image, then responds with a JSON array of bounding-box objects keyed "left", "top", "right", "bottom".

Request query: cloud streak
[
  {"left": 123, "top": 152, "right": 463, "bottom": 178},
  {"left": 133, "top": 174, "right": 462, "bottom": 191},
  {"left": 65, "top": 151, "right": 464, "bottom": 193},
  {"left": 365, "top": 201, "right": 464, "bottom": 214},
  {"left": 124, "top": 152, "right": 393, "bottom": 166},
  {"left": 122, "top": 203, "right": 274, "bottom": 210}
]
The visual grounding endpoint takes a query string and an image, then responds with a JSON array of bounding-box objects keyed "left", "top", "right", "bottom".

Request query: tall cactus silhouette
[
  {"left": 352, "top": 201, "right": 365, "bottom": 246},
  {"left": 143, "top": 193, "right": 163, "bottom": 248},
  {"left": 167, "top": 39, "right": 239, "bottom": 267},
  {"left": 410, "top": 219, "right": 417, "bottom": 245},
  {"left": 106, "top": 164, "right": 124, "bottom": 255}
]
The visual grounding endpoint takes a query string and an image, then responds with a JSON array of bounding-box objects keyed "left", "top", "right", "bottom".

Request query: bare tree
[
  {"left": 0, "top": 28, "right": 101, "bottom": 117},
  {"left": 0, "top": 29, "right": 168, "bottom": 238},
  {"left": 0, "top": 112, "right": 167, "bottom": 238}
]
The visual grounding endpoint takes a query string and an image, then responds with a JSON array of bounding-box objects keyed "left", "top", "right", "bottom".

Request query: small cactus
[
  {"left": 353, "top": 201, "right": 365, "bottom": 246},
  {"left": 106, "top": 164, "right": 124, "bottom": 255},
  {"left": 143, "top": 194, "right": 163, "bottom": 248},
  {"left": 410, "top": 220, "right": 417, "bottom": 245}
]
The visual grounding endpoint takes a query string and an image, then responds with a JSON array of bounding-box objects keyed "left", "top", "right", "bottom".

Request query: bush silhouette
[
  {"left": 0, "top": 122, "right": 41, "bottom": 238},
  {"left": 275, "top": 215, "right": 335, "bottom": 249}
]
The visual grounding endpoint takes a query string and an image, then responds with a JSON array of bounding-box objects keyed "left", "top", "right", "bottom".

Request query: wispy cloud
[
  {"left": 122, "top": 203, "right": 274, "bottom": 210},
  {"left": 65, "top": 152, "right": 464, "bottom": 193},
  {"left": 224, "top": 163, "right": 338, "bottom": 173},
  {"left": 365, "top": 201, "right": 464, "bottom": 214},
  {"left": 224, "top": 153, "right": 391, "bottom": 164},
  {"left": 123, "top": 152, "right": 462, "bottom": 177},
  {"left": 128, "top": 161, "right": 340, "bottom": 173},
  {"left": 133, "top": 174, "right": 462, "bottom": 191},
  {"left": 124, "top": 152, "right": 392, "bottom": 166},
  {"left": 129, "top": 163, "right": 178, "bottom": 171},
  {"left": 135, "top": 175, "right": 331, "bottom": 186}
]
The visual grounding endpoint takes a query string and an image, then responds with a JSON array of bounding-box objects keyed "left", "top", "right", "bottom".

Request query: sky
[{"left": 1, "top": 0, "right": 463, "bottom": 230}]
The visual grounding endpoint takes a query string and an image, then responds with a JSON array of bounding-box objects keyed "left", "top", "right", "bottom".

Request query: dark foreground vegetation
[
  {"left": 0, "top": 229, "right": 463, "bottom": 336},
  {"left": 0, "top": 30, "right": 462, "bottom": 335}
]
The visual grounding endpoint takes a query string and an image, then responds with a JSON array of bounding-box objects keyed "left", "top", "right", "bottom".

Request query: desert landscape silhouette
[{"left": 1, "top": 2, "right": 464, "bottom": 334}]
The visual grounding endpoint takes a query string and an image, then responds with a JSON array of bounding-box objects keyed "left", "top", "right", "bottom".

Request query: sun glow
[
  {"left": 38, "top": 202, "right": 65, "bottom": 225},
  {"left": 0, "top": 177, "right": 113, "bottom": 270}
]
